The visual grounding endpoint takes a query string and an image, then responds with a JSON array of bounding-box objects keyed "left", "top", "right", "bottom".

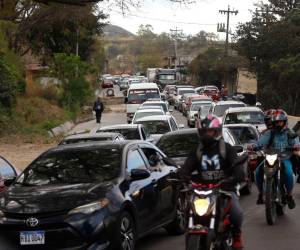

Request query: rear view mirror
[{"left": 130, "top": 169, "right": 150, "bottom": 181}]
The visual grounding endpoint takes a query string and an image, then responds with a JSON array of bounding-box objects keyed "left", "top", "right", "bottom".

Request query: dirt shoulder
[{"left": 0, "top": 143, "right": 56, "bottom": 170}]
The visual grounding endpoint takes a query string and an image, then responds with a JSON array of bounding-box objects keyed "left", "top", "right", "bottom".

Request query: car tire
[
  {"left": 165, "top": 195, "right": 186, "bottom": 235},
  {"left": 113, "top": 211, "right": 136, "bottom": 250}
]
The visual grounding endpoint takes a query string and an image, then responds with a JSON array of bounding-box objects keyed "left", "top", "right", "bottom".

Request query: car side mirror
[
  {"left": 234, "top": 145, "right": 244, "bottom": 154},
  {"left": 130, "top": 169, "right": 150, "bottom": 181},
  {"left": 124, "top": 97, "right": 128, "bottom": 104},
  {"left": 4, "top": 178, "right": 16, "bottom": 187}
]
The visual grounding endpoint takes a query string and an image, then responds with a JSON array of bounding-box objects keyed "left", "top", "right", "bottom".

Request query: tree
[{"left": 235, "top": 0, "right": 300, "bottom": 114}]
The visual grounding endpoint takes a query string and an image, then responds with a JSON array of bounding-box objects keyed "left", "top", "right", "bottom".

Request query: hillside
[{"left": 103, "top": 24, "right": 135, "bottom": 37}]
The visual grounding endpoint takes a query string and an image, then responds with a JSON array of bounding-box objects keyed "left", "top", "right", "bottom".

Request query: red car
[
  {"left": 101, "top": 80, "right": 114, "bottom": 89},
  {"left": 0, "top": 156, "right": 20, "bottom": 193}
]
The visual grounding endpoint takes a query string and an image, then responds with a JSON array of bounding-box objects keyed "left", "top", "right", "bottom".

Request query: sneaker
[
  {"left": 232, "top": 233, "right": 244, "bottom": 250},
  {"left": 287, "top": 195, "right": 296, "bottom": 209},
  {"left": 256, "top": 194, "right": 264, "bottom": 205}
]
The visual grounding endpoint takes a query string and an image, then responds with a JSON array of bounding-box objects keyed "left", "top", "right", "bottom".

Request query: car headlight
[
  {"left": 68, "top": 199, "right": 109, "bottom": 215},
  {"left": 193, "top": 198, "right": 210, "bottom": 216},
  {"left": 266, "top": 154, "right": 278, "bottom": 166}
]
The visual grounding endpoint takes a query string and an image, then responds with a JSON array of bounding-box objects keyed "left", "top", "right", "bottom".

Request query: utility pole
[
  {"left": 170, "top": 27, "right": 183, "bottom": 69},
  {"left": 219, "top": 5, "right": 238, "bottom": 56}
]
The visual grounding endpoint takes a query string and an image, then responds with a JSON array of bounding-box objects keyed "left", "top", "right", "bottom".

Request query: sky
[{"left": 98, "top": 0, "right": 262, "bottom": 38}]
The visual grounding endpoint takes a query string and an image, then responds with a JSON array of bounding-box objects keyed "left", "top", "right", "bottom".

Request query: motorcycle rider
[
  {"left": 252, "top": 109, "right": 299, "bottom": 208},
  {"left": 179, "top": 115, "right": 246, "bottom": 250}
]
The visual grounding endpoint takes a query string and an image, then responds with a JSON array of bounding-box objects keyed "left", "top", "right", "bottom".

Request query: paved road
[{"left": 2, "top": 104, "right": 299, "bottom": 250}]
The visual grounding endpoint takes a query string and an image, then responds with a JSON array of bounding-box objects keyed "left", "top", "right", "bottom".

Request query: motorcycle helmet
[
  {"left": 201, "top": 114, "right": 222, "bottom": 130},
  {"left": 272, "top": 109, "right": 288, "bottom": 131}
]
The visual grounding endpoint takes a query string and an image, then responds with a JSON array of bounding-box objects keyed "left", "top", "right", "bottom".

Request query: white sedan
[
  {"left": 132, "top": 108, "right": 165, "bottom": 124},
  {"left": 134, "top": 115, "right": 184, "bottom": 142}
]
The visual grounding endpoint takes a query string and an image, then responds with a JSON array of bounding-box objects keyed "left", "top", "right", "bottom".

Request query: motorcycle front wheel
[
  {"left": 265, "top": 177, "right": 277, "bottom": 225},
  {"left": 186, "top": 234, "right": 205, "bottom": 250}
]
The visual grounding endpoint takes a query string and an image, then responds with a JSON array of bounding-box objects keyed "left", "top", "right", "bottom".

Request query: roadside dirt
[{"left": 0, "top": 143, "right": 56, "bottom": 170}]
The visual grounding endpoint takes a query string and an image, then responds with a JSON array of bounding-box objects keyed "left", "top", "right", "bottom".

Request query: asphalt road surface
[{"left": 1, "top": 103, "right": 300, "bottom": 250}]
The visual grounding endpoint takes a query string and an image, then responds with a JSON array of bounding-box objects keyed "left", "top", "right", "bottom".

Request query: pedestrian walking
[{"left": 93, "top": 97, "right": 104, "bottom": 124}]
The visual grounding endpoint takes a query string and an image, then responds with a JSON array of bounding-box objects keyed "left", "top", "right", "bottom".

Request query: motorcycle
[
  {"left": 261, "top": 149, "right": 295, "bottom": 225},
  {"left": 184, "top": 181, "right": 235, "bottom": 250}
]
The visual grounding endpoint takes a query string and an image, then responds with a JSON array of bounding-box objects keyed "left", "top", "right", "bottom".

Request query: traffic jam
[{"left": 0, "top": 69, "right": 299, "bottom": 250}]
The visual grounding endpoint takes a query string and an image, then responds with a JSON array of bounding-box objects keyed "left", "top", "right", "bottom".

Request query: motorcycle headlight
[
  {"left": 193, "top": 198, "right": 210, "bottom": 216},
  {"left": 68, "top": 199, "right": 109, "bottom": 215},
  {"left": 266, "top": 154, "right": 277, "bottom": 166}
]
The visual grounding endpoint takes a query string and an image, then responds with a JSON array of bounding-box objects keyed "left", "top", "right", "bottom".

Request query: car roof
[
  {"left": 214, "top": 100, "right": 246, "bottom": 105},
  {"left": 138, "top": 106, "right": 163, "bottom": 110},
  {"left": 135, "top": 109, "right": 164, "bottom": 113},
  {"left": 159, "top": 128, "right": 198, "bottom": 137},
  {"left": 178, "top": 88, "right": 195, "bottom": 91},
  {"left": 51, "top": 140, "right": 131, "bottom": 152},
  {"left": 62, "top": 132, "right": 121, "bottom": 141},
  {"left": 128, "top": 83, "right": 158, "bottom": 90},
  {"left": 224, "top": 106, "right": 263, "bottom": 113},
  {"left": 99, "top": 124, "right": 141, "bottom": 130},
  {"left": 223, "top": 124, "right": 258, "bottom": 129},
  {"left": 135, "top": 115, "right": 171, "bottom": 122},
  {"left": 143, "top": 100, "right": 166, "bottom": 104}
]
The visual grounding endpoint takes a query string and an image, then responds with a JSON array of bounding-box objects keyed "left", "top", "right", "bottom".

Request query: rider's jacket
[
  {"left": 179, "top": 138, "right": 243, "bottom": 192},
  {"left": 255, "top": 128, "right": 299, "bottom": 152}
]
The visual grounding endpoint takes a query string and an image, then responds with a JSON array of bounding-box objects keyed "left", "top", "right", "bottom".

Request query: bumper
[{"left": 0, "top": 211, "right": 112, "bottom": 250}]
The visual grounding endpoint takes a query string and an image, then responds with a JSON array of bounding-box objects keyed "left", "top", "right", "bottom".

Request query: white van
[{"left": 125, "top": 83, "right": 160, "bottom": 123}]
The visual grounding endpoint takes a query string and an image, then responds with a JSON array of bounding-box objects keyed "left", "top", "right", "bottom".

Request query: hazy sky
[{"left": 99, "top": 0, "right": 262, "bottom": 38}]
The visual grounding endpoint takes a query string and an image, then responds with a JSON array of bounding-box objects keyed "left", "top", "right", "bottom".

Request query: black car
[
  {"left": 156, "top": 128, "right": 252, "bottom": 194},
  {"left": 0, "top": 141, "right": 185, "bottom": 250}
]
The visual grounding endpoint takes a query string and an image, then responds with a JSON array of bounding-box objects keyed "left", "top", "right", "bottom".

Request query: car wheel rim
[{"left": 121, "top": 217, "right": 134, "bottom": 250}]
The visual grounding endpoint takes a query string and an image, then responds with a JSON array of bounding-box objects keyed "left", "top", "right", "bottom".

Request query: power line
[{"left": 104, "top": 8, "right": 239, "bottom": 26}]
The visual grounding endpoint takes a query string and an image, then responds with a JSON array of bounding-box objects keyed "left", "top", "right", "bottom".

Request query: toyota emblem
[{"left": 26, "top": 217, "right": 39, "bottom": 227}]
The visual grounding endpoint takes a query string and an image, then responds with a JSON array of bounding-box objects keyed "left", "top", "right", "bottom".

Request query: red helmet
[
  {"left": 201, "top": 114, "right": 222, "bottom": 130},
  {"left": 272, "top": 109, "right": 288, "bottom": 122},
  {"left": 272, "top": 109, "right": 288, "bottom": 130}
]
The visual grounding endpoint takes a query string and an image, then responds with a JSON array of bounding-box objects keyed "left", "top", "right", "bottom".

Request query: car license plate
[{"left": 20, "top": 231, "right": 45, "bottom": 245}]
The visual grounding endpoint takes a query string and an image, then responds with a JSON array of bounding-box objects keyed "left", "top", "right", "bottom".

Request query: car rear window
[
  {"left": 60, "top": 137, "right": 112, "bottom": 145},
  {"left": 157, "top": 133, "right": 199, "bottom": 158},
  {"left": 214, "top": 104, "right": 246, "bottom": 117},
  {"left": 99, "top": 128, "right": 140, "bottom": 140},
  {"left": 136, "top": 120, "right": 170, "bottom": 134}
]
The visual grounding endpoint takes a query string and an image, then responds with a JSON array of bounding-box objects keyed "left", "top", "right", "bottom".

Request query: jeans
[
  {"left": 229, "top": 192, "right": 243, "bottom": 234},
  {"left": 255, "top": 159, "right": 295, "bottom": 194}
]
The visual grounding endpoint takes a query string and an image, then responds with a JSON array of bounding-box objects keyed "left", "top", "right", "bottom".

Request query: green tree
[
  {"left": 50, "top": 53, "right": 92, "bottom": 112},
  {"left": 235, "top": 1, "right": 300, "bottom": 114}
]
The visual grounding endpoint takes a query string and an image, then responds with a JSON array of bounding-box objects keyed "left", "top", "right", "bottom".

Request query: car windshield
[
  {"left": 199, "top": 106, "right": 211, "bottom": 119},
  {"left": 191, "top": 102, "right": 211, "bottom": 111},
  {"left": 143, "top": 103, "right": 167, "bottom": 113},
  {"left": 60, "top": 137, "right": 111, "bottom": 145},
  {"left": 224, "top": 111, "right": 265, "bottom": 125},
  {"left": 178, "top": 89, "right": 195, "bottom": 95},
  {"left": 157, "top": 133, "right": 199, "bottom": 158},
  {"left": 99, "top": 128, "right": 140, "bottom": 139},
  {"left": 214, "top": 104, "right": 245, "bottom": 117},
  {"left": 15, "top": 147, "right": 121, "bottom": 186},
  {"left": 228, "top": 127, "right": 258, "bottom": 144},
  {"left": 128, "top": 89, "right": 160, "bottom": 103},
  {"left": 159, "top": 74, "right": 175, "bottom": 80},
  {"left": 136, "top": 120, "right": 170, "bottom": 134},
  {"left": 134, "top": 111, "right": 164, "bottom": 121}
]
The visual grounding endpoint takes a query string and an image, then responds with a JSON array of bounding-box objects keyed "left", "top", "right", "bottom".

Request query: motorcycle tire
[
  {"left": 186, "top": 234, "right": 203, "bottom": 250},
  {"left": 265, "top": 178, "right": 277, "bottom": 225}
]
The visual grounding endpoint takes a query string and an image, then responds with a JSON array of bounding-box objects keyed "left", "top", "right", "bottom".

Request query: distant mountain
[{"left": 103, "top": 24, "right": 135, "bottom": 37}]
